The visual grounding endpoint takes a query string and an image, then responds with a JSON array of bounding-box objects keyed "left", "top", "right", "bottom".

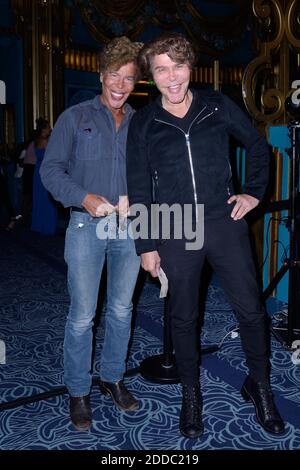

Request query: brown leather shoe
[
  {"left": 99, "top": 380, "right": 139, "bottom": 411},
  {"left": 70, "top": 395, "right": 92, "bottom": 431}
]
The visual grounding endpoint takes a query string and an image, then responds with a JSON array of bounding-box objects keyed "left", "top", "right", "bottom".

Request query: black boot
[
  {"left": 179, "top": 384, "right": 204, "bottom": 439},
  {"left": 241, "top": 376, "right": 285, "bottom": 435}
]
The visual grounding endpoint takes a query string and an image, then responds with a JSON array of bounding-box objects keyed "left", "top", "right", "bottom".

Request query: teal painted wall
[
  {"left": 236, "top": 127, "right": 291, "bottom": 303},
  {"left": 266, "top": 126, "right": 291, "bottom": 303}
]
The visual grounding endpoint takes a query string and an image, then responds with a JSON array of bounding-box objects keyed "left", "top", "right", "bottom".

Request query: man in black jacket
[{"left": 126, "top": 33, "right": 285, "bottom": 439}]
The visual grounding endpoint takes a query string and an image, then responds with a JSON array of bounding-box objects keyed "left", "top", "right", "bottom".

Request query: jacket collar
[
  {"left": 153, "top": 88, "right": 215, "bottom": 122},
  {"left": 152, "top": 88, "right": 214, "bottom": 121}
]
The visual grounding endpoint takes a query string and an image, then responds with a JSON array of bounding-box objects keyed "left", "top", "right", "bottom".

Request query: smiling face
[
  {"left": 151, "top": 53, "right": 191, "bottom": 109},
  {"left": 100, "top": 62, "right": 137, "bottom": 112}
]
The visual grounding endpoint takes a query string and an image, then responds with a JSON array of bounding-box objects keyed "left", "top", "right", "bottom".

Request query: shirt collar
[{"left": 92, "top": 94, "right": 134, "bottom": 118}]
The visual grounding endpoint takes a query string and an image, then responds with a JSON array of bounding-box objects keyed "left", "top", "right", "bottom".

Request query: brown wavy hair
[
  {"left": 138, "top": 33, "right": 196, "bottom": 79},
  {"left": 99, "top": 36, "right": 143, "bottom": 78}
]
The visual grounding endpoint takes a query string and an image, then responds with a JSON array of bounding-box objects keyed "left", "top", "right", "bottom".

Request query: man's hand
[
  {"left": 115, "top": 195, "right": 130, "bottom": 216},
  {"left": 227, "top": 194, "right": 259, "bottom": 220},
  {"left": 82, "top": 193, "right": 115, "bottom": 217},
  {"left": 140, "top": 251, "right": 161, "bottom": 278}
]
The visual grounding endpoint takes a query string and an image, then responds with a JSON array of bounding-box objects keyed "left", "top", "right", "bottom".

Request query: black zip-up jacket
[{"left": 126, "top": 89, "right": 269, "bottom": 255}]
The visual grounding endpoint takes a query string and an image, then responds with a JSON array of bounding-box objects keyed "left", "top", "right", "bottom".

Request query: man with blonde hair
[{"left": 41, "top": 37, "right": 142, "bottom": 431}]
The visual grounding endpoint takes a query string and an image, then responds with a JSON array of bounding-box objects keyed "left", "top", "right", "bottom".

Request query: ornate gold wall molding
[
  {"left": 242, "top": 0, "right": 300, "bottom": 124},
  {"left": 11, "top": 0, "right": 66, "bottom": 134},
  {"left": 268, "top": 147, "right": 283, "bottom": 285},
  {"left": 64, "top": 48, "right": 99, "bottom": 72},
  {"left": 31, "top": 0, "right": 66, "bottom": 127},
  {"left": 176, "top": 0, "right": 251, "bottom": 56},
  {"left": 92, "top": 0, "right": 146, "bottom": 18},
  {"left": 286, "top": 0, "right": 300, "bottom": 46},
  {"left": 75, "top": 0, "right": 251, "bottom": 53},
  {"left": 31, "top": 1, "right": 52, "bottom": 126},
  {"left": 11, "top": 0, "right": 33, "bottom": 140}
]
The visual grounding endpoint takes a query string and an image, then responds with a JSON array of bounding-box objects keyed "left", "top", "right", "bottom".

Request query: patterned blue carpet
[{"left": 0, "top": 227, "right": 299, "bottom": 451}]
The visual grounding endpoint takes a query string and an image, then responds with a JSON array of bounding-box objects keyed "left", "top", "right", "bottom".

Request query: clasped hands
[{"left": 82, "top": 194, "right": 130, "bottom": 218}]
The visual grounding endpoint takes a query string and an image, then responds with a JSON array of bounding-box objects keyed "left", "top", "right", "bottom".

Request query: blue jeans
[{"left": 64, "top": 211, "right": 140, "bottom": 397}]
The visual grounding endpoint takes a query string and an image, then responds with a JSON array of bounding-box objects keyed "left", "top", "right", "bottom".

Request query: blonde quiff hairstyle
[
  {"left": 138, "top": 33, "right": 196, "bottom": 79},
  {"left": 99, "top": 36, "right": 143, "bottom": 78}
]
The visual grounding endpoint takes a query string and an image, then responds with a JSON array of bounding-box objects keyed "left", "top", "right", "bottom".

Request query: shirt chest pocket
[{"left": 75, "top": 128, "right": 102, "bottom": 160}]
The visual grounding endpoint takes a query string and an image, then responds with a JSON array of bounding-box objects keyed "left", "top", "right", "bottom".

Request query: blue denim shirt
[{"left": 40, "top": 95, "right": 134, "bottom": 208}]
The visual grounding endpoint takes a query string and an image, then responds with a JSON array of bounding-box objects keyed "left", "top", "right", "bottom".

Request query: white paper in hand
[{"left": 158, "top": 267, "right": 168, "bottom": 298}]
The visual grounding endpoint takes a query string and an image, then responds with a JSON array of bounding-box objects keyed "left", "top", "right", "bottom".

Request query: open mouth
[
  {"left": 111, "top": 91, "right": 126, "bottom": 100},
  {"left": 167, "top": 84, "right": 182, "bottom": 93}
]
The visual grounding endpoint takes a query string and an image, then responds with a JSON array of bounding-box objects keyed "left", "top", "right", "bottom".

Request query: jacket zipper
[
  {"left": 154, "top": 169, "right": 159, "bottom": 202},
  {"left": 227, "top": 160, "right": 232, "bottom": 195},
  {"left": 154, "top": 107, "right": 215, "bottom": 222}
]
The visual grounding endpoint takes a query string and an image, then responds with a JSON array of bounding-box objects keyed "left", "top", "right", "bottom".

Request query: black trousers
[{"left": 158, "top": 216, "right": 269, "bottom": 385}]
